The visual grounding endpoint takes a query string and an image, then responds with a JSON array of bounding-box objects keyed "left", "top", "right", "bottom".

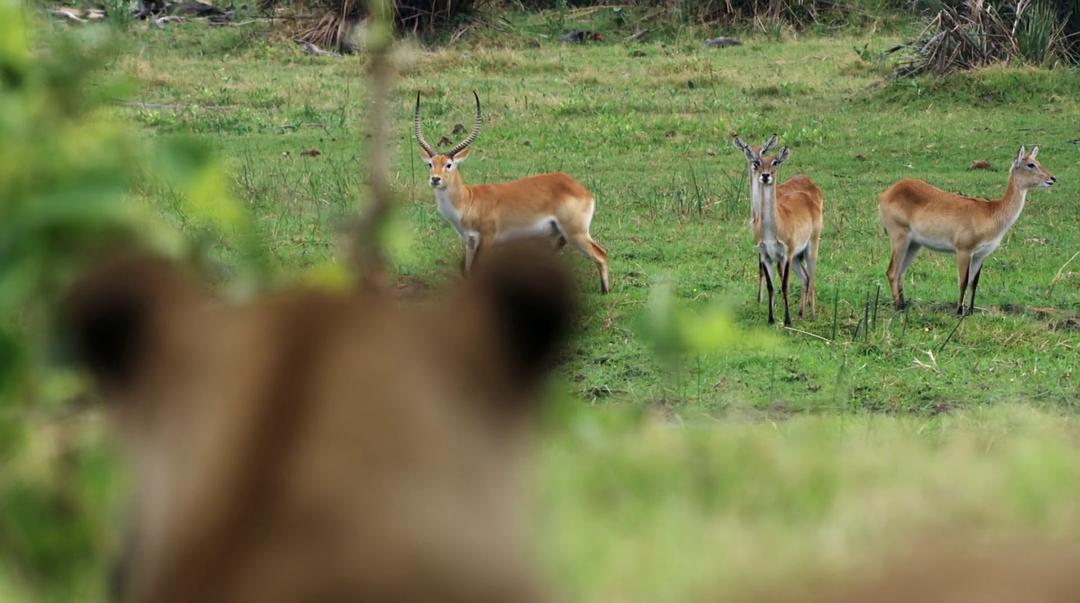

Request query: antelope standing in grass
[
  {"left": 733, "top": 134, "right": 823, "bottom": 305},
  {"left": 733, "top": 136, "right": 824, "bottom": 326},
  {"left": 879, "top": 145, "right": 1056, "bottom": 315},
  {"left": 415, "top": 92, "right": 610, "bottom": 294}
]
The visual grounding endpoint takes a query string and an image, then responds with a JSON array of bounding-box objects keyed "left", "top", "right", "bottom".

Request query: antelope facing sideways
[
  {"left": 733, "top": 134, "right": 823, "bottom": 306},
  {"left": 879, "top": 146, "right": 1056, "bottom": 315},
  {"left": 415, "top": 92, "right": 610, "bottom": 294},
  {"left": 733, "top": 135, "right": 824, "bottom": 326}
]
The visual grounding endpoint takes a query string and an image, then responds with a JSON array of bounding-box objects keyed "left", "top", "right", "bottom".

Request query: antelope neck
[
  {"left": 748, "top": 169, "right": 761, "bottom": 225},
  {"left": 992, "top": 172, "right": 1028, "bottom": 231},
  {"left": 433, "top": 174, "right": 473, "bottom": 235},
  {"left": 757, "top": 181, "right": 780, "bottom": 242}
]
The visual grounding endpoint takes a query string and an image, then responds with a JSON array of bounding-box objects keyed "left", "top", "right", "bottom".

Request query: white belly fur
[
  {"left": 758, "top": 239, "right": 808, "bottom": 264},
  {"left": 911, "top": 231, "right": 955, "bottom": 253},
  {"left": 495, "top": 217, "right": 560, "bottom": 242},
  {"left": 759, "top": 239, "right": 786, "bottom": 264}
]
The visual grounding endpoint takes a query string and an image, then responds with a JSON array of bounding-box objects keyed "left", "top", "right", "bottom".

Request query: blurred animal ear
[
  {"left": 1014, "top": 146, "right": 1026, "bottom": 167},
  {"left": 1029, "top": 145, "right": 1039, "bottom": 159},
  {"left": 469, "top": 241, "right": 576, "bottom": 398},
  {"left": 60, "top": 254, "right": 201, "bottom": 392},
  {"left": 774, "top": 147, "right": 791, "bottom": 165}
]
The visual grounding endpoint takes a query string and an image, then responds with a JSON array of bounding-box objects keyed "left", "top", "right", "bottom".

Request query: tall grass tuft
[
  {"left": 1015, "top": 0, "right": 1068, "bottom": 65},
  {"left": 891, "top": 0, "right": 1077, "bottom": 76}
]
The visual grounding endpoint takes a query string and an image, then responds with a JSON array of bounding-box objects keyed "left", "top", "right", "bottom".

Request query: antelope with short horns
[
  {"left": 879, "top": 145, "right": 1056, "bottom": 315},
  {"left": 733, "top": 134, "right": 823, "bottom": 306},
  {"left": 415, "top": 92, "right": 610, "bottom": 294},
  {"left": 733, "top": 136, "right": 824, "bottom": 326}
]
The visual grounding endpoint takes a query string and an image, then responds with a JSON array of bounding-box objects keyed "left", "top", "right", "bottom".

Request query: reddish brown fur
[
  {"left": 733, "top": 136, "right": 824, "bottom": 321},
  {"left": 750, "top": 149, "right": 824, "bottom": 325},
  {"left": 417, "top": 95, "right": 609, "bottom": 294},
  {"left": 423, "top": 147, "right": 609, "bottom": 294},
  {"left": 879, "top": 146, "right": 1056, "bottom": 314}
]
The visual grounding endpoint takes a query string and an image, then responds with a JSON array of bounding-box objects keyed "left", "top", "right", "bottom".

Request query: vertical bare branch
[{"left": 351, "top": 0, "right": 395, "bottom": 290}]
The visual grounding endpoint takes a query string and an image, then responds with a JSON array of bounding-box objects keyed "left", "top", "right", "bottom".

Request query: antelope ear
[
  {"left": 761, "top": 133, "right": 778, "bottom": 154},
  {"left": 61, "top": 254, "right": 201, "bottom": 393},
  {"left": 774, "top": 146, "right": 791, "bottom": 165},
  {"left": 450, "top": 146, "right": 470, "bottom": 162},
  {"left": 732, "top": 136, "right": 755, "bottom": 162},
  {"left": 1014, "top": 146, "right": 1026, "bottom": 167},
  {"left": 1029, "top": 145, "right": 1039, "bottom": 159}
]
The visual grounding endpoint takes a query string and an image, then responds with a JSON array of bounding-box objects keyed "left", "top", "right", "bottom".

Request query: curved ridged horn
[
  {"left": 415, "top": 92, "right": 435, "bottom": 157},
  {"left": 446, "top": 91, "right": 482, "bottom": 158},
  {"left": 761, "top": 133, "right": 778, "bottom": 155}
]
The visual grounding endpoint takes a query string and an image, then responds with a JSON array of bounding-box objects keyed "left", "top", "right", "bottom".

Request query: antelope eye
[
  {"left": 1026, "top": 163, "right": 1036, "bottom": 168},
  {"left": 752, "top": 161, "right": 761, "bottom": 170},
  {"left": 445, "top": 162, "right": 453, "bottom": 170}
]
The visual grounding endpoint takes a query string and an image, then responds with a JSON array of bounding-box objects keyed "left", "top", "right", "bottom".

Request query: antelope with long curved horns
[
  {"left": 879, "top": 145, "right": 1056, "bottom": 315},
  {"left": 415, "top": 92, "right": 610, "bottom": 294}
]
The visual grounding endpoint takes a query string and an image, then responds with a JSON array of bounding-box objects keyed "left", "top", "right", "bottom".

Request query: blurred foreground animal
[
  {"left": 62, "top": 243, "right": 575, "bottom": 602},
  {"left": 415, "top": 92, "right": 610, "bottom": 293},
  {"left": 879, "top": 145, "right": 1056, "bottom": 315},
  {"left": 732, "top": 135, "right": 824, "bottom": 325},
  {"left": 790, "top": 543, "right": 1080, "bottom": 603}
]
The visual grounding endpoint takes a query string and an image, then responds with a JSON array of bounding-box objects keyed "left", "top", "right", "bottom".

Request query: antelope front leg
[
  {"left": 760, "top": 257, "right": 778, "bottom": 325},
  {"left": 464, "top": 233, "right": 481, "bottom": 274},
  {"left": 955, "top": 251, "right": 972, "bottom": 316},
  {"left": 780, "top": 258, "right": 793, "bottom": 327}
]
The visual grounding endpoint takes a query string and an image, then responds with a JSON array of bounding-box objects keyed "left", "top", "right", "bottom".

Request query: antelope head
[
  {"left": 416, "top": 92, "right": 482, "bottom": 190},
  {"left": 1010, "top": 146, "right": 1056, "bottom": 190},
  {"left": 732, "top": 133, "right": 778, "bottom": 177}
]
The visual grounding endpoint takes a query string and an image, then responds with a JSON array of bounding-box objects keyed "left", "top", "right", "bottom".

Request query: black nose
[
  {"left": 1049, "top": 176, "right": 1056, "bottom": 183},
  {"left": 760, "top": 174, "right": 772, "bottom": 184},
  {"left": 430, "top": 176, "right": 441, "bottom": 186}
]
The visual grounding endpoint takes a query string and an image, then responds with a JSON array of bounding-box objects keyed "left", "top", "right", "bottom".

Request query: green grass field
[
  {"left": 118, "top": 22, "right": 1078, "bottom": 414},
  {"left": 4, "top": 12, "right": 1080, "bottom": 601}
]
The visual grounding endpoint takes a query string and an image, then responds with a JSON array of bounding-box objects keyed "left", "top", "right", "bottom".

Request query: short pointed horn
[
  {"left": 415, "top": 92, "right": 435, "bottom": 157},
  {"left": 447, "top": 91, "right": 482, "bottom": 158}
]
